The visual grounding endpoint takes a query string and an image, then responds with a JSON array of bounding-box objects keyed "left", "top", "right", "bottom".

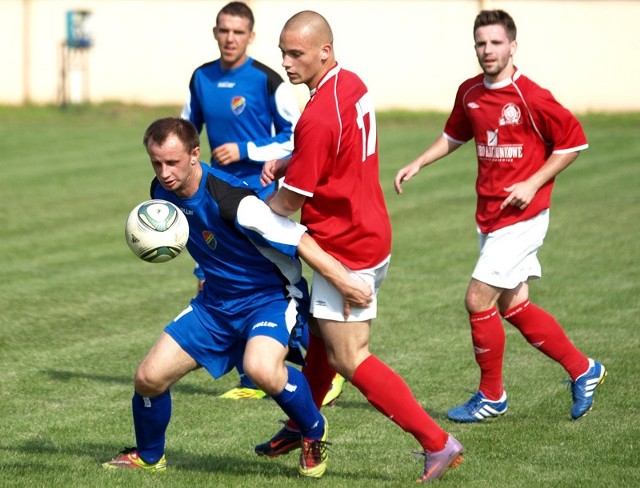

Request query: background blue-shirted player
[
  {"left": 102, "top": 117, "right": 371, "bottom": 478},
  {"left": 180, "top": 2, "right": 300, "bottom": 399},
  {"left": 180, "top": 1, "right": 299, "bottom": 201}
]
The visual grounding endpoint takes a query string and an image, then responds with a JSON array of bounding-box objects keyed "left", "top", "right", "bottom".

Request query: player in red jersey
[
  {"left": 257, "top": 10, "right": 463, "bottom": 483},
  {"left": 395, "top": 9, "right": 605, "bottom": 423}
]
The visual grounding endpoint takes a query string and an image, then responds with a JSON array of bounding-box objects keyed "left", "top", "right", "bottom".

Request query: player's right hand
[
  {"left": 260, "top": 159, "right": 278, "bottom": 187},
  {"left": 212, "top": 142, "right": 240, "bottom": 166},
  {"left": 394, "top": 162, "right": 420, "bottom": 194}
]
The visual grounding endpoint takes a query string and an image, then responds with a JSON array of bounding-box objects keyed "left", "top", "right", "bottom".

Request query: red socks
[
  {"left": 503, "top": 300, "right": 589, "bottom": 380},
  {"left": 351, "top": 355, "right": 448, "bottom": 453},
  {"left": 301, "top": 332, "right": 337, "bottom": 409},
  {"left": 469, "top": 301, "right": 589, "bottom": 396},
  {"left": 469, "top": 307, "right": 505, "bottom": 400}
]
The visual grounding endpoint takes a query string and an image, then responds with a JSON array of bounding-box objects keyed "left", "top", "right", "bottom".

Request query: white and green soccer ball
[{"left": 125, "top": 199, "right": 189, "bottom": 263}]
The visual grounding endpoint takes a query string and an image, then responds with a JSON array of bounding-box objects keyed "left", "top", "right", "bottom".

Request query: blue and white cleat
[
  {"left": 447, "top": 391, "right": 508, "bottom": 423},
  {"left": 571, "top": 358, "right": 606, "bottom": 420}
]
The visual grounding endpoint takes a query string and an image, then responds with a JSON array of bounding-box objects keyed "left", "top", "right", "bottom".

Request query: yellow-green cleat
[
  {"left": 102, "top": 447, "right": 166, "bottom": 471},
  {"left": 299, "top": 415, "right": 330, "bottom": 478},
  {"left": 219, "top": 386, "right": 267, "bottom": 399},
  {"left": 322, "top": 374, "right": 346, "bottom": 406}
]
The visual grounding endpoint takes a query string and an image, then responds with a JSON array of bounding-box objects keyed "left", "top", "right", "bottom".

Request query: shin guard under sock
[
  {"left": 503, "top": 300, "right": 589, "bottom": 380},
  {"left": 272, "top": 366, "right": 324, "bottom": 439},
  {"left": 351, "top": 355, "right": 448, "bottom": 453},
  {"left": 132, "top": 390, "right": 171, "bottom": 464},
  {"left": 286, "top": 333, "right": 335, "bottom": 431},
  {"left": 470, "top": 307, "right": 505, "bottom": 400},
  {"left": 302, "top": 333, "right": 337, "bottom": 409}
]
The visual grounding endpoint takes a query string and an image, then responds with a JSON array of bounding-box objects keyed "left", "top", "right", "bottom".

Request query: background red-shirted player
[{"left": 394, "top": 9, "right": 606, "bottom": 423}]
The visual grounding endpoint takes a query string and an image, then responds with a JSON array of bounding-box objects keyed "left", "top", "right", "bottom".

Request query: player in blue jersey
[
  {"left": 180, "top": 1, "right": 299, "bottom": 200},
  {"left": 180, "top": 3, "right": 326, "bottom": 400},
  {"left": 102, "top": 117, "right": 371, "bottom": 478}
]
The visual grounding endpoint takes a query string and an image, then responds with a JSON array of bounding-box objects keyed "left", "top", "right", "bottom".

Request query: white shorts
[
  {"left": 310, "top": 256, "right": 390, "bottom": 322},
  {"left": 472, "top": 210, "right": 549, "bottom": 290}
]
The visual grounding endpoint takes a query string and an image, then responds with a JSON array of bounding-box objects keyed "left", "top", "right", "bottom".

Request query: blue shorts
[{"left": 165, "top": 284, "right": 309, "bottom": 379}]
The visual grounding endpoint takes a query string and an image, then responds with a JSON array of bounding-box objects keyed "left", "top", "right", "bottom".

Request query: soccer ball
[{"left": 125, "top": 199, "right": 189, "bottom": 263}]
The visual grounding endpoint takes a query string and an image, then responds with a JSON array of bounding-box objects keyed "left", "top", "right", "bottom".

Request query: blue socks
[
  {"left": 132, "top": 390, "right": 171, "bottom": 464},
  {"left": 271, "top": 366, "right": 324, "bottom": 439}
]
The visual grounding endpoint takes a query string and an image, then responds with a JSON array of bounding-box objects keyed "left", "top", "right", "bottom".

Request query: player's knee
[
  {"left": 243, "top": 360, "right": 280, "bottom": 393},
  {"left": 464, "top": 294, "right": 477, "bottom": 314},
  {"left": 325, "top": 352, "right": 358, "bottom": 379},
  {"left": 134, "top": 367, "right": 166, "bottom": 397},
  {"left": 464, "top": 289, "right": 495, "bottom": 314}
]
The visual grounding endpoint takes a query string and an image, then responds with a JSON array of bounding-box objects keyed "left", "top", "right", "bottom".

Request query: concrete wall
[{"left": 3, "top": 0, "right": 639, "bottom": 112}]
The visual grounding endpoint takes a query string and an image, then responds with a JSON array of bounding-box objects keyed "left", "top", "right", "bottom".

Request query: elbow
[
  {"left": 268, "top": 199, "right": 296, "bottom": 217},
  {"left": 268, "top": 190, "right": 304, "bottom": 217},
  {"left": 281, "top": 201, "right": 301, "bottom": 216}
]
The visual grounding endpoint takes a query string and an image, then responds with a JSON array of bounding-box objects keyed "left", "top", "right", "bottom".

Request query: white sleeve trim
[
  {"left": 247, "top": 140, "right": 295, "bottom": 162},
  {"left": 180, "top": 91, "right": 192, "bottom": 120},
  {"left": 552, "top": 143, "right": 589, "bottom": 154},
  {"left": 281, "top": 181, "right": 313, "bottom": 198},
  {"left": 443, "top": 132, "right": 467, "bottom": 145}
]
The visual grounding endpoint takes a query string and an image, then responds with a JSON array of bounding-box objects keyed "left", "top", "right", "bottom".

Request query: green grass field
[{"left": 1, "top": 105, "right": 638, "bottom": 487}]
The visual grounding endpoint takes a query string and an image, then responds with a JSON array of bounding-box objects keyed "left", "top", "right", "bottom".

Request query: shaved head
[
  {"left": 279, "top": 10, "right": 336, "bottom": 89},
  {"left": 282, "top": 10, "right": 333, "bottom": 47}
]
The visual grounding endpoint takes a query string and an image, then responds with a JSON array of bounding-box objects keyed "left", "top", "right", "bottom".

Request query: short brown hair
[
  {"left": 217, "top": 2, "right": 255, "bottom": 31},
  {"left": 474, "top": 9, "right": 517, "bottom": 41},
  {"left": 143, "top": 117, "right": 200, "bottom": 153}
]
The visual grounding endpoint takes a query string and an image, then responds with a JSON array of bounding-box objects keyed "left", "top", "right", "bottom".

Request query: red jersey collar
[{"left": 310, "top": 63, "right": 341, "bottom": 97}]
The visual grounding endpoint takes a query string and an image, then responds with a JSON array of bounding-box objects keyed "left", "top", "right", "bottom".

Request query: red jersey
[
  {"left": 444, "top": 70, "right": 588, "bottom": 233},
  {"left": 282, "top": 65, "right": 391, "bottom": 269}
]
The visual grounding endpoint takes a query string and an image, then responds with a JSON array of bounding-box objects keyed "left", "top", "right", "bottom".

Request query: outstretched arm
[{"left": 394, "top": 135, "right": 461, "bottom": 194}]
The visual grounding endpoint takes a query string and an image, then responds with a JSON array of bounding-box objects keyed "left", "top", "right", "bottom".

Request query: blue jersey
[
  {"left": 181, "top": 57, "right": 300, "bottom": 199},
  {"left": 151, "top": 163, "right": 307, "bottom": 306},
  {"left": 151, "top": 164, "right": 309, "bottom": 378}
]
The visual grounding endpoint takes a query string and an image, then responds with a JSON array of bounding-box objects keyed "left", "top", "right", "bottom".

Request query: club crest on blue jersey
[
  {"left": 231, "top": 96, "right": 246, "bottom": 115},
  {"left": 202, "top": 230, "right": 218, "bottom": 250}
]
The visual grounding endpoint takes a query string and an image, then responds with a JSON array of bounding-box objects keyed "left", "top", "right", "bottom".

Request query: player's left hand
[
  {"left": 501, "top": 180, "right": 538, "bottom": 210},
  {"left": 212, "top": 143, "right": 240, "bottom": 166}
]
